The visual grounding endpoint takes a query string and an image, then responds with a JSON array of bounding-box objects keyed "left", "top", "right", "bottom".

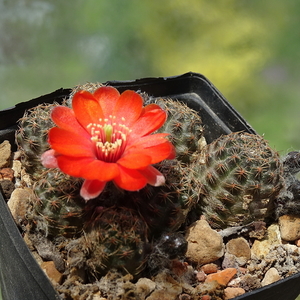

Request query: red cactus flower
[{"left": 41, "top": 86, "right": 175, "bottom": 201}]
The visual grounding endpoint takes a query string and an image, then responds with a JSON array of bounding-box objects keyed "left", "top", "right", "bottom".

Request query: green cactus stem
[{"left": 187, "top": 132, "right": 284, "bottom": 229}]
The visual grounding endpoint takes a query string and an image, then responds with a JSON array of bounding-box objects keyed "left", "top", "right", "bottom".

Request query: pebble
[
  {"left": 196, "top": 271, "right": 206, "bottom": 282},
  {"left": 200, "top": 296, "right": 211, "bottom": 300},
  {"left": 226, "top": 237, "right": 251, "bottom": 266},
  {"left": 224, "top": 287, "right": 245, "bottom": 299},
  {"left": 12, "top": 159, "right": 22, "bottom": 178},
  {"left": 7, "top": 187, "right": 32, "bottom": 226},
  {"left": 0, "top": 179, "right": 15, "bottom": 200},
  {"left": 152, "top": 272, "right": 182, "bottom": 298},
  {"left": 185, "top": 220, "right": 224, "bottom": 265},
  {"left": 295, "top": 238, "right": 300, "bottom": 247},
  {"left": 0, "top": 168, "right": 14, "bottom": 180},
  {"left": 0, "top": 140, "right": 11, "bottom": 168},
  {"left": 227, "top": 277, "right": 242, "bottom": 287},
  {"left": 41, "top": 261, "right": 63, "bottom": 284},
  {"left": 136, "top": 278, "right": 156, "bottom": 300},
  {"left": 222, "top": 238, "right": 251, "bottom": 268},
  {"left": 279, "top": 215, "right": 300, "bottom": 241},
  {"left": 200, "top": 263, "right": 219, "bottom": 274},
  {"left": 261, "top": 267, "right": 281, "bottom": 286},
  {"left": 251, "top": 224, "right": 281, "bottom": 258},
  {"left": 146, "top": 289, "right": 178, "bottom": 300},
  {"left": 222, "top": 253, "right": 238, "bottom": 269},
  {"left": 205, "top": 268, "right": 237, "bottom": 286}
]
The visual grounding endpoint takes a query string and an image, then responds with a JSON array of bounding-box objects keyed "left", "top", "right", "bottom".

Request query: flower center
[{"left": 87, "top": 115, "right": 130, "bottom": 162}]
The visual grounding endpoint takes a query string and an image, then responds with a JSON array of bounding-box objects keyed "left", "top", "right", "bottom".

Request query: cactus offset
[
  {"left": 79, "top": 206, "right": 148, "bottom": 277},
  {"left": 16, "top": 101, "right": 86, "bottom": 237},
  {"left": 186, "top": 132, "right": 284, "bottom": 229},
  {"left": 16, "top": 103, "right": 59, "bottom": 179},
  {"left": 89, "top": 158, "right": 194, "bottom": 239},
  {"left": 28, "top": 168, "right": 85, "bottom": 237}
]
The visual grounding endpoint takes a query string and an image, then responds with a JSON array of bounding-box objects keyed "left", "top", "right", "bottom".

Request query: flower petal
[
  {"left": 56, "top": 156, "right": 95, "bottom": 177},
  {"left": 80, "top": 179, "right": 106, "bottom": 201},
  {"left": 72, "top": 90, "right": 104, "bottom": 128},
  {"left": 117, "top": 153, "right": 152, "bottom": 169},
  {"left": 80, "top": 160, "right": 120, "bottom": 181},
  {"left": 51, "top": 106, "right": 89, "bottom": 138},
  {"left": 128, "top": 105, "right": 167, "bottom": 140},
  {"left": 166, "top": 143, "right": 176, "bottom": 160},
  {"left": 147, "top": 143, "right": 175, "bottom": 164},
  {"left": 139, "top": 165, "right": 165, "bottom": 186},
  {"left": 113, "top": 90, "right": 143, "bottom": 127},
  {"left": 56, "top": 155, "right": 120, "bottom": 181},
  {"left": 141, "top": 103, "right": 164, "bottom": 116},
  {"left": 49, "top": 128, "right": 95, "bottom": 157},
  {"left": 126, "top": 141, "right": 175, "bottom": 164},
  {"left": 128, "top": 133, "right": 170, "bottom": 149},
  {"left": 93, "top": 86, "right": 120, "bottom": 116},
  {"left": 41, "top": 149, "right": 58, "bottom": 168},
  {"left": 113, "top": 166, "right": 147, "bottom": 191}
]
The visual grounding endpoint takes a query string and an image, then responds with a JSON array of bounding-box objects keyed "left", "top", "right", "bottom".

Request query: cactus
[
  {"left": 28, "top": 168, "right": 85, "bottom": 237},
  {"left": 146, "top": 97, "right": 205, "bottom": 163},
  {"left": 89, "top": 158, "right": 194, "bottom": 239},
  {"left": 78, "top": 206, "right": 148, "bottom": 277},
  {"left": 15, "top": 86, "right": 202, "bottom": 273},
  {"left": 16, "top": 103, "right": 58, "bottom": 179},
  {"left": 186, "top": 132, "right": 284, "bottom": 229},
  {"left": 16, "top": 102, "right": 86, "bottom": 237}
]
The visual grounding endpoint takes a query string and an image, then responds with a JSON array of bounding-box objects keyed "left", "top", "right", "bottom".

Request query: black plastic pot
[{"left": 0, "top": 72, "right": 299, "bottom": 300}]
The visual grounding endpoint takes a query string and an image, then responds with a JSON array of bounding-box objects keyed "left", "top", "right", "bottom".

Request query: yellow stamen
[{"left": 87, "top": 116, "right": 129, "bottom": 162}]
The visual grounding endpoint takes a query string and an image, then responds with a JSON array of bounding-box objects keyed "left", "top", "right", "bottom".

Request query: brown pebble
[
  {"left": 146, "top": 289, "right": 179, "bottom": 300},
  {"left": 201, "top": 263, "right": 219, "bottom": 274},
  {"left": 226, "top": 237, "right": 251, "bottom": 266},
  {"left": 185, "top": 220, "right": 224, "bottom": 265},
  {"left": 41, "top": 261, "right": 63, "bottom": 284},
  {"left": 261, "top": 267, "right": 281, "bottom": 286},
  {"left": 136, "top": 277, "right": 156, "bottom": 299},
  {"left": 224, "top": 287, "right": 245, "bottom": 299},
  {"left": 0, "top": 140, "right": 11, "bottom": 168},
  {"left": 8, "top": 188, "right": 32, "bottom": 226},
  {"left": 200, "top": 296, "right": 211, "bottom": 300},
  {"left": 279, "top": 215, "right": 300, "bottom": 241},
  {"left": 0, "top": 168, "right": 14, "bottom": 180},
  {"left": 171, "top": 260, "right": 188, "bottom": 276},
  {"left": 295, "top": 238, "right": 300, "bottom": 247},
  {"left": 196, "top": 271, "right": 206, "bottom": 282},
  {"left": 0, "top": 180, "right": 15, "bottom": 200},
  {"left": 205, "top": 268, "right": 237, "bottom": 286}
]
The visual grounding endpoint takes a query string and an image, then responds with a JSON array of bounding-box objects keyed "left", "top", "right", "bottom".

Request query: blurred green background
[{"left": 1, "top": 0, "right": 300, "bottom": 154}]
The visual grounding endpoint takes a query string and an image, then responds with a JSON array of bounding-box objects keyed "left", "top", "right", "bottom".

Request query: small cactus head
[
  {"left": 81, "top": 206, "right": 149, "bottom": 278},
  {"left": 188, "top": 132, "right": 284, "bottom": 229},
  {"left": 16, "top": 102, "right": 59, "bottom": 179}
]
